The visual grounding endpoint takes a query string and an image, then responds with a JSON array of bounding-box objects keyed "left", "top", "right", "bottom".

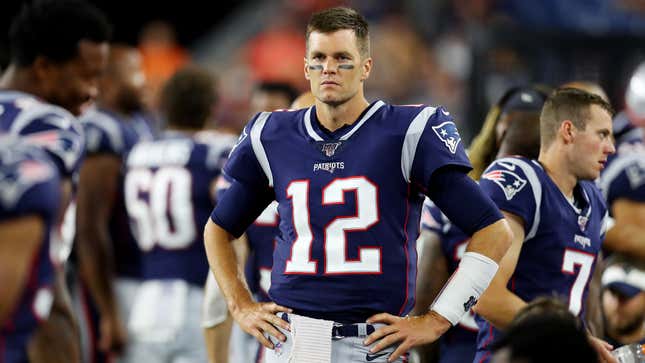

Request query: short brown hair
[
  {"left": 160, "top": 66, "right": 217, "bottom": 129},
  {"left": 305, "top": 7, "right": 370, "bottom": 57},
  {"left": 540, "top": 87, "right": 614, "bottom": 148}
]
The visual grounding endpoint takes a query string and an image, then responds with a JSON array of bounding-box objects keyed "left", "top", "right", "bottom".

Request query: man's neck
[
  {"left": 315, "top": 95, "right": 369, "bottom": 133},
  {"left": 0, "top": 64, "right": 40, "bottom": 96},
  {"left": 538, "top": 146, "right": 577, "bottom": 198}
]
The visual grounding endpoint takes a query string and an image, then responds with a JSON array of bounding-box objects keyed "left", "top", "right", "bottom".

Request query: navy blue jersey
[
  {"left": 0, "top": 91, "right": 84, "bottom": 177},
  {"left": 475, "top": 156, "right": 609, "bottom": 363},
  {"left": 421, "top": 200, "right": 477, "bottom": 363},
  {"left": 245, "top": 201, "right": 279, "bottom": 303},
  {"left": 80, "top": 108, "right": 154, "bottom": 278},
  {"left": 0, "top": 140, "right": 61, "bottom": 363},
  {"left": 125, "top": 130, "right": 234, "bottom": 286},
  {"left": 213, "top": 101, "right": 472, "bottom": 323}
]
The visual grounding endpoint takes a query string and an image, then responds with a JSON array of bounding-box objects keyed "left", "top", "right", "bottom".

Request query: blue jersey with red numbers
[
  {"left": 125, "top": 130, "right": 234, "bottom": 286},
  {"left": 80, "top": 108, "right": 154, "bottom": 278},
  {"left": 421, "top": 199, "right": 477, "bottom": 363},
  {"left": 212, "top": 101, "right": 472, "bottom": 323},
  {"left": 0, "top": 140, "right": 61, "bottom": 363},
  {"left": 474, "top": 156, "right": 609, "bottom": 363},
  {"left": 0, "top": 91, "right": 84, "bottom": 177}
]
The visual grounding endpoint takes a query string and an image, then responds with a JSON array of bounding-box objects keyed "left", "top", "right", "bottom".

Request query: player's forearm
[
  {"left": 76, "top": 229, "right": 118, "bottom": 315},
  {"left": 466, "top": 219, "right": 513, "bottom": 263},
  {"left": 604, "top": 223, "right": 645, "bottom": 260},
  {"left": 204, "top": 220, "right": 254, "bottom": 313},
  {"left": 474, "top": 285, "right": 526, "bottom": 329},
  {"left": 412, "top": 231, "right": 448, "bottom": 315},
  {"left": 75, "top": 197, "right": 118, "bottom": 316},
  {"left": 75, "top": 157, "right": 120, "bottom": 316}
]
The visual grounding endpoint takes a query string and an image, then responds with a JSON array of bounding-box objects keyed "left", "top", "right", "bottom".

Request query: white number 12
[{"left": 285, "top": 177, "right": 381, "bottom": 275}]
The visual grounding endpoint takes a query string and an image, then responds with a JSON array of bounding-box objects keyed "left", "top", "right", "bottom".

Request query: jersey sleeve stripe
[
  {"left": 401, "top": 106, "right": 437, "bottom": 183},
  {"left": 500, "top": 158, "right": 542, "bottom": 241},
  {"left": 250, "top": 112, "right": 274, "bottom": 187},
  {"left": 9, "top": 103, "right": 77, "bottom": 136}
]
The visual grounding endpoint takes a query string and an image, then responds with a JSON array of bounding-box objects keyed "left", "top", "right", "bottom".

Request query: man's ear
[
  {"left": 360, "top": 57, "right": 372, "bottom": 82},
  {"left": 304, "top": 57, "right": 310, "bottom": 80},
  {"left": 560, "top": 120, "right": 576, "bottom": 144}
]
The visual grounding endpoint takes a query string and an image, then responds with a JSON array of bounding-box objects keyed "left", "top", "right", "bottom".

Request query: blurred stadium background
[{"left": 3, "top": 0, "right": 645, "bottom": 142}]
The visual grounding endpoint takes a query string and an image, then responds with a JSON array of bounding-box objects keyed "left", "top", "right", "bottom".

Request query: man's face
[
  {"left": 41, "top": 40, "right": 109, "bottom": 115},
  {"left": 110, "top": 48, "right": 147, "bottom": 114},
  {"left": 304, "top": 29, "right": 371, "bottom": 106},
  {"left": 250, "top": 90, "right": 291, "bottom": 114},
  {"left": 569, "top": 105, "right": 615, "bottom": 180},
  {"left": 602, "top": 288, "right": 645, "bottom": 336}
]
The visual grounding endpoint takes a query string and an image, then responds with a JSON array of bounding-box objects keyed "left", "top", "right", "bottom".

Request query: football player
[
  {"left": 124, "top": 67, "right": 235, "bottom": 362},
  {"left": 205, "top": 7, "right": 512, "bottom": 363}
]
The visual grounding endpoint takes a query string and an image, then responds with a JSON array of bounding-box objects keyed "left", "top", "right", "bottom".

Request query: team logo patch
[
  {"left": 574, "top": 234, "right": 591, "bottom": 248},
  {"left": 577, "top": 216, "right": 589, "bottom": 232},
  {"left": 432, "top": 121, "right": 461, "bottom": 154},
  {"left": 482, "top": 169, "right": 527, "bottom": 200},
  {"left": 321, "top": 142, "right": 342, "bottom": 157}
]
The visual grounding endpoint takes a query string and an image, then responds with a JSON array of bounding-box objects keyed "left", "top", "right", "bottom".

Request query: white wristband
[{"left": 431, "top": 251, "right": 499, "bottom": 325}]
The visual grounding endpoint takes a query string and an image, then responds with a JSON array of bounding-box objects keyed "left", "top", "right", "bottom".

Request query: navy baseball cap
[
  {"left": 602, "top": 264, "right": 645, "bottom": 299},
  {"left": 500, "top": 88, "right": 547, "bottom": 114}
]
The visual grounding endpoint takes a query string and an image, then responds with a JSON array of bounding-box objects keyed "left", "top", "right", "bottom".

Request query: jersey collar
[{"left": 303, "top": 100, "right": 385, "bottom": 142}]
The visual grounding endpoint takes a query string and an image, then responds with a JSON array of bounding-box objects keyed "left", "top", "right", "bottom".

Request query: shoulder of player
[
  {"left": 79, "top": 109, "right": 129, "bottom": 153},
  {"left": 0, "top": 148, "right": 60, "bottom": 213},
  {"left": 384, "top": 103, "right": 458, "bottom": 137},
  {"left": 483, "top": 156, "right": 538, "bottom": 176},
  {"left": 9, "top": 96, "right": 80, "bottom": 135},
  {"left": 481, "top": 156, "right": 543, "bottom": 198}
]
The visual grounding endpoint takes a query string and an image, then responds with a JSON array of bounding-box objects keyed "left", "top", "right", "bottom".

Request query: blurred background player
[
  {"left": 74, "top": 44, "right": 153, "bottom": 362},
  {"left": 413, "top": 85, "right": 548, "bottom": 363},
  {"left": 0, "top": 0, "right": 111, "bottom": 361},
  {"left": 205, "top": 81, "right": 299, "bottom": 363},
  {"left": 249, "top": 81, "right": 299, "bottom": 114},
  {"left": 597, "top": 62, "right": 645, "bottom": 261},
  {"left": 474, "top": 88, "right": 617, "bottom": 362},
  {"left": 601, "top": 256, "right": 645, "bottom": 348},
  {"left": 489, "top": 297, "right": 598, "bottom": 363},
  {"left": 0, "top": 140, "right": 62, "bottom": 362},
  {"left": 124, "top": 66, "right": 234, "bottom": 362}
]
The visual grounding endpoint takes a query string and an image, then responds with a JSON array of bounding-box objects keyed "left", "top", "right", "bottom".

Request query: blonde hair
[{"left": 468, "top": 104, "right": 502, "bottom": 180}]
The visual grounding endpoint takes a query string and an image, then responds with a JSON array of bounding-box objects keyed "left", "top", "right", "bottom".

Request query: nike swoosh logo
[{"left": 366, "top": 352, "right": 389, "bottom": 361}]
